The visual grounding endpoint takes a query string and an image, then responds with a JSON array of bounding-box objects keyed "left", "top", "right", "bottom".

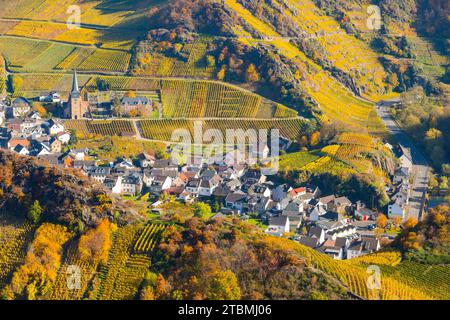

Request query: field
[
  {"left": 65, "top": 119, "right": 136, "bottom": 137},
  {"left": 133, "top": 223, "right": 167, "bottom": 254},
  {"left": 347, "top": 251, "right": 450, "bottom": 300},
  {"left": 224, "top": 0, "right": 388, "bottom": 133},
  {"left": 0, "top": 220, "right": 33, "bottom": 291},
  {"left": 138, "top": 118, "right": 309, "bottom": 142},
  {"left": 91, "top": 223, "right": 160, "bottom": 300}
]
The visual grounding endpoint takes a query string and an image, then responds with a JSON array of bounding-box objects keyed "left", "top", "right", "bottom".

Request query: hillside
[{"left": 0, "top": 153, "right": 443, "bottom": 300}]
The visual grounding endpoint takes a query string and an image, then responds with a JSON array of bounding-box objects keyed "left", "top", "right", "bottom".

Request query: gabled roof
[
  {"left": 319, "top": 195, "right": 335, "bottom": 204},
  {"left": 269, "top": 215, "right": 288, "bottom": 227},
  {"left": 308, "top": 226, "right": 324, "bottom": 238},
  {"left": 298, "top": 236, "right": 319, "bottom": 248},
  {"left": 225, "top": 191, "right": 247, "bottom": 203}
]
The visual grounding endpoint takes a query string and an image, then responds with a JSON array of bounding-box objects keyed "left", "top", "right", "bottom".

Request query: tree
[
  {"left": 27, "top": 200, "right": 42, "bottom": 224},
  {"left": 376, "top": 214, "right": 388, "bottom": 228},
  {"left": 393, "top": 216, "right": 402, "bottom": 228},
  {"left": 245, "top": 63, "right": 260, "bottom": 82},
  {"left": 217, "top": 67, "right": 226, "bottom": 81},
  {"left": 78, "top": 219, "right": 116, "bottom": 265},
  {"left": 403, "top": 217, "right": 418, "bottom": 229},
  {"left": 310, "top": 131, "right": 320, "bottom": 146},
  {"left": 112, "top": 97, "right": 122, "bottom": 117},
  {"left": 207, "top": 270, "right": 241, "bottom": 300},
  {"left": 193, "top": 202, "right": 212, "bottom": 219}
]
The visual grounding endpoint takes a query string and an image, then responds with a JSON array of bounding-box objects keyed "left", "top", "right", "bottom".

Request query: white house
[
  {"left": 45, "top": 119, "right": 65, "bottom": 136},
  {"left": 121, "top": 175, "right": 143, "bottom": 196},
  {"left": 266, "top": 216, "right": 290, "bottom": 236},
  {"left": 56, "top": 132, "right": 71, "bottom": 145},
  {"left": 104, "top": 176, "right": 122, "bottom": 194},
  {"left": 388, "top": 199, "right": 406, "bottom": 220},
  {"left": 308, "top": 226, "right": 326, "bottom": 245},
  {"left": 13, "top": 144, "right": 30, "bottom": 156},
  {"left": 185, "top": 179, "right": 201, "bottom": 195},
  {"left": 198, "top": 179, "right": 218, "bottom": 197},
  {"left": 138, "top": 152, "right": 156, "bottom": 168}
]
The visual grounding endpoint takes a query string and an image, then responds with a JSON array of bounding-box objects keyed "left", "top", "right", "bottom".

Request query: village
[{"left": 0, "top": 72, "right": 416, "bottom": 261}]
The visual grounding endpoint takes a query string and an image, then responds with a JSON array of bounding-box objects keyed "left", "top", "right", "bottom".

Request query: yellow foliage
[{"left": 78, "top": 219, "right": 116, "bottom": 265}]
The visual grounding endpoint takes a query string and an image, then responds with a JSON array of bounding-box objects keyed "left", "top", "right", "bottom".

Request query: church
[{"left": 64, "top": 70, "right": 89, "bottom": 119}]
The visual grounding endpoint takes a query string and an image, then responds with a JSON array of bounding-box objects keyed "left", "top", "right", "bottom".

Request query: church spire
[
  {"left": 70, "top": 69, "right": 81, "bottom": 99},
  {"left": 72, "top": 69, "right": 79, "bottom": 94}
]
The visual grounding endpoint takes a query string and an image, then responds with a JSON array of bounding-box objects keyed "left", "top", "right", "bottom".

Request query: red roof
[{"left": 289, "top": 187, "right": 306, "bottom": 196}]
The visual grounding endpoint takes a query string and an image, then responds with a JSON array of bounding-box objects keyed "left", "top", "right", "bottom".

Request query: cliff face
[{"left": 0, "top": 150, "right": 140, "bottom": 228}]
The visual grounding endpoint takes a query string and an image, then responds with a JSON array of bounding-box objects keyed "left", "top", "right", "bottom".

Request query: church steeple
[{"left": 71, "top": 70, "right": 80, "bottom": 99}]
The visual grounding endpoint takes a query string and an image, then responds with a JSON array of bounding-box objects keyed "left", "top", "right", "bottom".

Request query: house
[
  {"left": 308, "top": 226, "right": 326, "bottom": 245},
  {"left": 393, "top": 167, "right": 410, "bottom": 184},
  {"left": 325, "top": 225, "right": 357, "bottom": 241},
  {"left": 44, "top": 119, "right": 65, "bottom": 136},
  {"left": 8, "top": 137, "right": 30, "bottom": 150},
  {"left": 150, "top": 176, "right": 173, "bottom": 194},
  {"left": 178, "top": 190, "right": 197, "bottom": 203},
  {"left": 331, "top": 196, "right": 352, "bottom": 214},
  {"left": 121, "top": 96, "right": 153, "bottom": 116},
  {"left": 282, "top": 203, "right": 303, "bottom": 231},
  {"left": 298, "top": 236, "right": 320, "bottom": 248},
  {"left": 153, "top": 159, "right": 178, "bottom": 171},
  {"left": 104, "top": 176, "right": 122, "bottom": 194},
  {"left": 39, "top": 91, "right": 61, "bottom": 103},
  {"left": 9, "top": 97, "right": 31, "bottom": 118},
  {"left": 47, "top": 137, "right": 62, "bottom": 153},
  {"left": 398, "top": 145, "right": 413, "bottom": 171},
  {"left": 88, "top": 167, "right": 112, "bottom": 183},
  {"left": 388, "top": 198, "right": 407, "bottom": 220},
  {"left": 199, "top": 178, "right": 218, "bottom": 197},
  {"left": 70, "top": 149, "right": 87, "bottom": 161},
  {"left": 116, "top": 158, "right": 134, "bottom": 169},
  {"left": 319, "top": 239, "right": 345, "bottom": 260},
  {"left": 28, "top": 111, "right": 42, "bottom": 120},
  {"left": 13, "top": 144, "right": 30, "bottom": 156},
  {"left": 354, "top": 207, "right": 378, "bottom": 221},
  {"left": 317, "top": 195, "right": 336, "bottom": 211},
  {"left": 56, "top": 132, "right": 71, "bottom": 145},
  {"left": 138, "top": 152, "right": 156, "bottom": 168},
  {"left": 225, "top": 191, "right": 247, "bottom": 212},
  {"left": 347, "top": 237, "right": 380, "bottom": 259},
  {"left": 309, "top": 205, "right": 327, "bottom": 222},
  {"left": 266, "top": 216, "right": 290, "bottom": 236},
  {"left": 289, "top": 187, "right": 306, "bottom": 200},
  {"left": 121, "top": 175, "right": 143, "bottom": 196},
  {"left": 185, "top": 178, "right": 201, "bottom": 195},
  {"left": 272, "top": 184, "right": 291, "bottom": 202}
]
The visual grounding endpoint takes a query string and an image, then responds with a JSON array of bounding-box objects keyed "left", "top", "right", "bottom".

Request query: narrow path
[{"left": 376, "top": 103, "right": 430, "bottom": 221}]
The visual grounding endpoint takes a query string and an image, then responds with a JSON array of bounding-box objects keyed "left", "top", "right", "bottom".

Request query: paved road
[{"left": 376, "top": 104, "right": 430, "bottom": 221}]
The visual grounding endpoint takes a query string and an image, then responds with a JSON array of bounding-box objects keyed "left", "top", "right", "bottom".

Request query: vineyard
[
  {"left": 160, "top": 79, "right": 263, "bottom": 118},
  {"left": 138, "top": 118, "right": 308, "bottom": 142},
  {"left": 283, "top": 239, "right": 434, "bottom": 300},
  {"left": 92, "top": 224, "right": 152, "bottom": 300},
  {"left": 65, "top": 120, "right": 136, "bottom": 137},
  {"left": 223, "top": 0, "right": 388, "bottom": 133},
  {"left": 133, "top": 223, "right": 167, "bottom": 255},
  {"left": 347, "top": 251, "right": 450, "bottom": 300},
  {"left": 0, "top": 221, "right": 33, "bottom": 291},
  {"left": 49, "top": 243, "right": 98, "bottom": 300},
  {"left": 134, "top": 38, "right": 216, "bottom": 78}
]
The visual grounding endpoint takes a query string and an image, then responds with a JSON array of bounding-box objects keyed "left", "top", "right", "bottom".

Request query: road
[{"left": 376, "top": 103, "right": 430, "bottom": 221}]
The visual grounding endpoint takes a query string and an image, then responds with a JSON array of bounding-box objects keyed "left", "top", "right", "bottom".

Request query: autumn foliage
[{"left": 78, "top": 219, "right": 116, "bottom": 265}]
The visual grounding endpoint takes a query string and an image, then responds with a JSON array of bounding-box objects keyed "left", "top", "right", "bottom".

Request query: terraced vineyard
[
  {"left": 283, "top": 239, "right": 434, "bottom": 300},
  {"left": 65, "top": 119, "right": 135, "bottom": 137},
  {"left": 133, "top": 223, "right": 166, "bottom": 255},
  {"left": 93, "top": 224, "right": 152, "bottom": 300},
  {"left": 138, "top": 118, "right": 308, "bottom": 142},
  {"left": 0, "top": 221, "right": 33, "bottom": 291},
  {"left": 347, "top": 251, "right": 450, "bottom": 300},
  {"left": 160, "top": 79, "right": 264, "bottom": 118},
  {"left": 49, "top": 244, "right": 98, "bottom": 300},
  {"left": 223, "top": 0, "right": 388, "bottom": 133}
]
